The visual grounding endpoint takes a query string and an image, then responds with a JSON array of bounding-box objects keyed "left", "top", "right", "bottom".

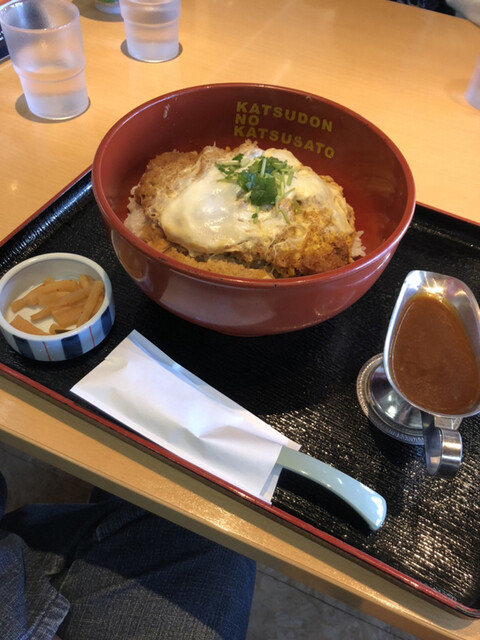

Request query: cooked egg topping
[
  {"left": 126, "top": 141, "right": 362, "bottom": 278},
  {"left": 153, "top": 145, "right": 354, "bottom": 256}
]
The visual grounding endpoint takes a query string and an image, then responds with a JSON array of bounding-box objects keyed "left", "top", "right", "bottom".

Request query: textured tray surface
[{"left": 1, "top": 173, "right": 479, "bottom": 613}]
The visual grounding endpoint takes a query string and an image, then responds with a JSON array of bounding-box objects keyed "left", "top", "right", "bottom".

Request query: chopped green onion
[{"left": 215, "top": 153, "right": 295, "bottom": 223}]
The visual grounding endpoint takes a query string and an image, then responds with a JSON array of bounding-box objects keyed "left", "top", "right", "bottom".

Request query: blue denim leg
[
  {"left": 0, "top": 471, "right": 6, "bottom": 518},
  {"left": 2, "top": 496, "right": 256, "bottom": 640},
  {"left": 0, "top": 474, "right": 71, "bottom": 640},
  {"left": 0, "top": 531, "right": 70, "bottom": 640}
]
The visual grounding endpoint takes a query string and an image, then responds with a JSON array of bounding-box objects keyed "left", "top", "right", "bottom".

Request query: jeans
[{"left": 0, "top": 479, "right": 256, "bottom": 640}]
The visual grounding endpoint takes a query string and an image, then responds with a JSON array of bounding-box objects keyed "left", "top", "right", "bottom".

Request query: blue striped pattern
[
  {"left": 61, "top": 333, "right": 84, "bottom": 359},
  {"left": 13, "top": 336, "right": 36, "bottom": 360}
]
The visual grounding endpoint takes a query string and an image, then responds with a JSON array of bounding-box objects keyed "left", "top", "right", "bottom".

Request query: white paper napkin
[{"left": 71, "top": 330, "right": 300, "bottom": 502}]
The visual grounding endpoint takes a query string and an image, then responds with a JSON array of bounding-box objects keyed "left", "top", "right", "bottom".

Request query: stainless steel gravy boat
[{"left": 357, "top": 270, "right": 480, "bottom": 477}]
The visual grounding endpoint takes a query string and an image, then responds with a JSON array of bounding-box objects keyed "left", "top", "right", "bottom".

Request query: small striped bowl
[{"left": 0, "top": 253, "right": 115, "bottom": 362}]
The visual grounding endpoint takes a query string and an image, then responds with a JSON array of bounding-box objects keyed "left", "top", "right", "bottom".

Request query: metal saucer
[{"left": 356, "top": 353, "right": 462, "bottom": 446}]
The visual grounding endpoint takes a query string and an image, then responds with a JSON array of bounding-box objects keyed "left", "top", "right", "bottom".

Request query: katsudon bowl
[{"left": 92, "top": 83, "right": 415, "bottom": 337}]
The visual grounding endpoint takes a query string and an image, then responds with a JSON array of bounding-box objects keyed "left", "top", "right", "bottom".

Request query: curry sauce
[{"left": 389, "top": 292, "right": 480, "bottom": 415}]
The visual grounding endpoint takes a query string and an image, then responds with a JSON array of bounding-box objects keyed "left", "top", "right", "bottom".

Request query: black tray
[{"left": 1, "top": 171, "right": 480, "bottom": 617}]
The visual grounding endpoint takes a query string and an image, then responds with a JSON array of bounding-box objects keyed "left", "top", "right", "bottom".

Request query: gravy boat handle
[
  {"left": 276, "top": 446, "right": 387, "bottom": 531},
  {"left": 421, "top": 412, "right": 463, "bottom": 477}
]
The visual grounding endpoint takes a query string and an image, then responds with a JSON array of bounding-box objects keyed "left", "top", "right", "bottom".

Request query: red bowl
[{"left": 92, "top": 83, "right": 415, "bottom": 337}]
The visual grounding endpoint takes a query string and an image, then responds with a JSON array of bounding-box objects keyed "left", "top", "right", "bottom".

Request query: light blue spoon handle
[{"left": 276, "top": 446, "right": 387, "bottom": 531}]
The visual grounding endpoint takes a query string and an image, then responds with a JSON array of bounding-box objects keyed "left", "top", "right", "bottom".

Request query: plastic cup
[
  {"left": 95, "top": 0, "right": 121, "bottom": 13},
  {"left": 119, "top": 0, "right": 180, "bottom": 62},
  {"left": 0, "top": 0, "right": 89, "bottom": 120},
  {"left": 466, "top": 55, "right": 480, "bottom": 111}
]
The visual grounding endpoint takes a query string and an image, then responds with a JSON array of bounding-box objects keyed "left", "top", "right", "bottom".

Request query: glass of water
[
  {"left": 119, "top": 0, "right": 180, "bottom": 63},
  {"left": 0, "top": 0, "right": 89, "bottom": 120}
]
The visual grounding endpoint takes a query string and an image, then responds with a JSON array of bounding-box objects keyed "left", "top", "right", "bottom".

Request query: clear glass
[
  {"left": 119, "top": 0, "right": 180, "bottom": 62},
  {"left": 466, "top": 55, "right": 480, "bottom": 111},
  {"left": 0, "top": 0, "right": 89, "bottom": 119}
]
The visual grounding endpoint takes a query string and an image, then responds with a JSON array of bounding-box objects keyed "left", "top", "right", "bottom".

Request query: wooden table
[{"left": 1, "top": 1, "right": 480, "bottom": 637}]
